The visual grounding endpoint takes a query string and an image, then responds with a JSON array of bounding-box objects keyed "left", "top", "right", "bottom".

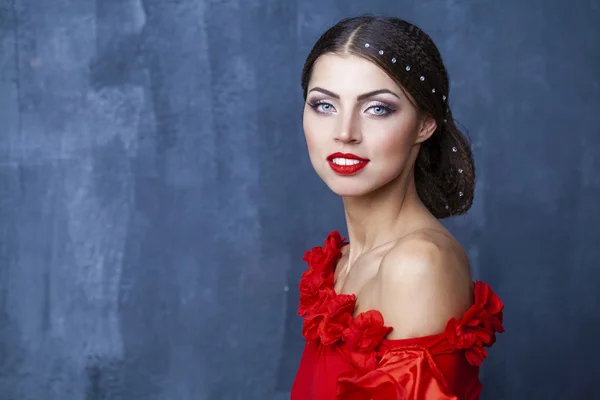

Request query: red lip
[
  {"left": 326, "top": 152, "right": 369, "bottom": 162},
  {"left": 327, "top": 152, "right": 370, "bottom": 176}
]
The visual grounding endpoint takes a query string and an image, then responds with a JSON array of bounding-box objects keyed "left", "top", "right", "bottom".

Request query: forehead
[{"left": 309, "top": 53, "right": 401, "bottom": 95}]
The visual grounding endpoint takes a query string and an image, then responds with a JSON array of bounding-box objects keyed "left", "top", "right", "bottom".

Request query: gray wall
[{"left": 1, "top": 0, "right": 599, "bottom": 399}]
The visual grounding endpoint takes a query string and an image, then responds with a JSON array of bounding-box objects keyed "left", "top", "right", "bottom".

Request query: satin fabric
[
  {"left": 291, "top": 231, "right": 504, "bottom": 400},
  {"left": 292, "top": 335, "right": 482, "bottom": 399},
  {"left": 336, "top": 348, "right": 459, "bottom": 400}
]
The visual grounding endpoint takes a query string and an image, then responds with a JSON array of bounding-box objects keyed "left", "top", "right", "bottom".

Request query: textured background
[{"left": 1, "top": 0, "right": 599, "bottom": 399}]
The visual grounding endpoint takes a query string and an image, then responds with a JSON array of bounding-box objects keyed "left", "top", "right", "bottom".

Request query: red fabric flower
[
  {"left": 301, "top": 287, "right": 336, "bottom": 340},
  {"left": 474, "top": 280, "right": 504, "bottom": 332},
  {"left": 343, "top": 310, "right": 393, "bottom": 353},
  {"left": 299, "top": 230, "right": 351, "bottom": 344},
  {"left": 302, "top": 246, "right": 327, "bottom": 273},
  {"left": 302, "top": 310, "right": 325, "bottom": 341},
  {"left": 302, "top": 230, "right": 346, "bottom": 275},
  {"left": 298, "top": 269, "right": 329, "bottom": 316},
  {"left": 318, "top": 294, "right": 356, "bottom": 345},
  {"left": 444, "top": 281, "right": 504, "bottom": 366},
  {"left": 324, "top": 230, "right": 346, "bottom": 253},
  {"left": 299, "top": 231, "right": 395, "bottom": 354},
  {"left": 299, "top": 231, "right": 346, "bottom": 279}
]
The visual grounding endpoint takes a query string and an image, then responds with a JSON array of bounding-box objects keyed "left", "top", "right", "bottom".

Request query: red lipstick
[{"left": 326, "top": 152, "right": 370, "bottom": 175}]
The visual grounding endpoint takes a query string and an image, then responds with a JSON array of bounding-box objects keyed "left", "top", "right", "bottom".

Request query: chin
[
  {"left": 324, "top": 179, "right": 381, "bottom": 198},
  {"left": 312, "top": 164, "right": 397, "bottom": 197}
]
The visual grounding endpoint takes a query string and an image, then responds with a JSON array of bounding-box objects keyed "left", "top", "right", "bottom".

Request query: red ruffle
[
  {"left": 298, "top": 231, "right": 393, "bottom": 353},
  {"left": 444, "top": 280, "right": 505, "bottom": 366},
  {"left": 298, "top": 230, "right": 505, "bottom": 367}
]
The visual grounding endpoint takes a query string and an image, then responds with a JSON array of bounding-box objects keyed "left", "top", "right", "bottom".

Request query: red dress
[{"left": 291, "top": 231, "right": 504, "bottom": 400}]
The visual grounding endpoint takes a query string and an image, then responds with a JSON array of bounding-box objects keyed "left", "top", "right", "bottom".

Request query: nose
[{"left": 335, "top": 113, "right": 362, "bottom": 144}]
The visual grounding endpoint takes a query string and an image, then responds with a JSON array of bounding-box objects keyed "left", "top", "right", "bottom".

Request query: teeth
[{"left": 332, "top": 158, "right": 362, "bottom": 166}]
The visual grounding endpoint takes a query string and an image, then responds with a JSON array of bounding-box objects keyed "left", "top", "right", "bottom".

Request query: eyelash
[{"left": 308, "top": 100, "right": 396, "bottom": 117}]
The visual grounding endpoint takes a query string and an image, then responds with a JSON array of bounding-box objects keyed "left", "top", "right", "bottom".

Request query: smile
[
  {"left": 330, "top": 158, "right": 363, "bottom": 166},
  {"left": 326, "top": 152, "right": 370, "bottom": 176}
]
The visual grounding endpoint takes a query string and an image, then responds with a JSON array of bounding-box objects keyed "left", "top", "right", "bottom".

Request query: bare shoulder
[{"left": 376, "top": 229, "right": 474, "bottom": 340}]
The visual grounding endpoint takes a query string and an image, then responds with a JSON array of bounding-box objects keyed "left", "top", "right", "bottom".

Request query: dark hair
[{"left": 301, "top": 16, "right": 475, "bottom": 218}]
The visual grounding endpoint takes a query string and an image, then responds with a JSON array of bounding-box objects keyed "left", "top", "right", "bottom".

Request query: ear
[{"left": 414, "top": 114, "right": 437, "bottom": 144}]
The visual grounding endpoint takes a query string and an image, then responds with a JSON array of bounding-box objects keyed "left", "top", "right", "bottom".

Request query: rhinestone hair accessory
[
  {"left": 363, "top": 43, "right": 466, "bottom": 213},
  {"left": 365, "top": 42, "right": 449, "bottom": 123}
]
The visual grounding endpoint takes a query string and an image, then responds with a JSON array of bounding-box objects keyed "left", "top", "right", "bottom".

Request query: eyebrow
[{"left": 308, "top": 87, "right": 401, "bottom": 101}]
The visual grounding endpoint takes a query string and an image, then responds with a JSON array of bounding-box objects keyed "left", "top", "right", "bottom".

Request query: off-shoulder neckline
[{"left": 298, "top": 230, "right": 504, "bottom": 367}]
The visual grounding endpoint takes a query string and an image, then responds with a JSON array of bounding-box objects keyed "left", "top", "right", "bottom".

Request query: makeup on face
[
  {"left": 326, "top": 152, "right": 370, "bottom": 175},
  {"left": 306, "top": 87, "right": 401, "bottom": 118}
]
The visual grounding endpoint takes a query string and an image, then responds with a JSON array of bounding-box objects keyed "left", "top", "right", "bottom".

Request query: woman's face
[{"left": 303, "top": 53, "right": 436, "bottom": 197}]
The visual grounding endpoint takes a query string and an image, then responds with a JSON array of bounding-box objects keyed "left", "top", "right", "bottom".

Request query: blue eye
[
  {"left": 367, "top": 103, "right": 395, "bottom": 116},
  {"left": 309, "top": 101, "right": 336, "bottom": 114},
  {"left": 371, "top": 106, "right": 386, "bottom": 115}
]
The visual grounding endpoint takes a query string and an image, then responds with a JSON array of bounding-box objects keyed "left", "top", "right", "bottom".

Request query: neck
[{"left": 342, "top": 168, "right": 426, "bottom": 265}]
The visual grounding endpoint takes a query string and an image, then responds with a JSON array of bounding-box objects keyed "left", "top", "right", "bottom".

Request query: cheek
[
  {"left": 372, "top": 123, "right": 416, "bottom": 163},
  {"left": 303, "top": 112, "right": 326, "bottom": 156}
]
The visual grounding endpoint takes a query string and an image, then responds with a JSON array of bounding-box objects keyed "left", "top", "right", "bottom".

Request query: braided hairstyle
[{"left": 301, "top": 16, "right": 474, "bottom": 219}]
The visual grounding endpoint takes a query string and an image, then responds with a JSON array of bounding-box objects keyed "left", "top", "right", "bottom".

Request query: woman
[{"left": 291, "top": 16, "right": 504, "bottom": 400}]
